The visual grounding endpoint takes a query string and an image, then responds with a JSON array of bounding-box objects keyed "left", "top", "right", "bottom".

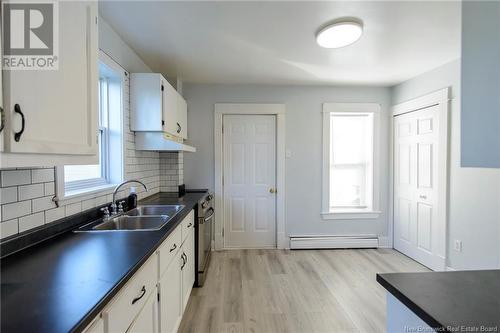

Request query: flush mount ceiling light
[{"left": 316, "top": 19, "right": 363, "bottom": 49}]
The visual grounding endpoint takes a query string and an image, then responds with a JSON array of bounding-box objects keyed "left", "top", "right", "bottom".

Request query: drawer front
[
  {"left": 158, "top": 226, "right": 182, "bottom": 277},
  {"left": 181, "top": 210, "right": 195, "bottom": 243},
  {"left": 103, "top": 256, "right": 157, "bottom": 333}
]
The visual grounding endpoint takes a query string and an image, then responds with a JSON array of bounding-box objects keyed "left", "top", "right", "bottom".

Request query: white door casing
[
  {"left": 392, "top": 88, "right": 449, "bottom": 271},
  {"left": 223, "top": 115, "right": 277, "bottom": 248},
  {"left": 214, "top": 104, "right": 286, "bottom": 250}
]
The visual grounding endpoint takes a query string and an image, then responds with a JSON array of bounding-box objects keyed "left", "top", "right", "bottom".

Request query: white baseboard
[
  {"left": 290, "top": 235, "right": 378, "bottom": 250},
  {"left": 446, "top": 266, "right": 456, "bottom": 271},
  {"left": 377, "top": 236, "right": 391, "bottom": 248}
]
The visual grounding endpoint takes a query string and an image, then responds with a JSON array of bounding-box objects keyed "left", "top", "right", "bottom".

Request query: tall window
[
  {"left": 61, "top": 53, "right": 124, "bottom": 197},
  {"left": 322, "top": 103, "right": 380, "bottom": 219},
  {"left": 64, "top": 78, "right": 110, "bottom": 191}
]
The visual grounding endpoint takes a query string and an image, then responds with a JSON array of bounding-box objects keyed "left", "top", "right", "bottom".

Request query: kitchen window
[
  {"left": 322, "top": 103, "right": 381, "bottom": 220},
  {"left": 58, "top": 52, "right": 125, "bottom": 198}
]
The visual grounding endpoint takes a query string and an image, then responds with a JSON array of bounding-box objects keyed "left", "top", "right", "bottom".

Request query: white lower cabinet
[
  {"left": 181, "top": 230, "right": 195, "bottom": 312},
  {"left": 127, "top": 290, "right": 159, "bottom": 333},
  {"left": 84, "top": 210, "right": 195, "bottom": 333},
  {"left": 159, "top": 251, "right": 183, "bottom": 333}
]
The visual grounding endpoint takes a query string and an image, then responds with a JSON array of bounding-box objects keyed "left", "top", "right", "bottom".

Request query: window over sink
[
  {"left": 57, "top": 51, "right": 125, "bottom": 199},
  {"left": 322, "top": 103, "right": 382, "bottom": 220}
]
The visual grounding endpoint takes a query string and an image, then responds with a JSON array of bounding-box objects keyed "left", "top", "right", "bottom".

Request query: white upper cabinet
[
  {"left": 130, "top": 73, "right": 163, "bottom": 132},
  {"left": 2, "top": 1, "right": 98, "bottom": 156},
  {"left": 177, "top": 94, "right": 188, "bottom": 139},
  {"left": 130, "top": 73, "right": 188, "bottom": 139},
  {"left": 162, "top": 80, "right": 179, "bottom": 136}
]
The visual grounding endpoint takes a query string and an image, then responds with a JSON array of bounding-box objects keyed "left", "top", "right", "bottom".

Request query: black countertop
[
  {"left": 377, "top": 270, "right": 500, "bottom": 331},
  {"left": 0, "top": 191, "right": 207, "bottom": 333}
]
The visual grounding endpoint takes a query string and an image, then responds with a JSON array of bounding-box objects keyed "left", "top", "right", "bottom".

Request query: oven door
[{"left": 197, "top": 207, "right": 214, "bottom": 286}]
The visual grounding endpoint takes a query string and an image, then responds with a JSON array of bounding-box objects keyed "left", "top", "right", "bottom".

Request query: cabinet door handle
[
  {"left": 169, "top": 243, "right": 177, "bottom": 252},
  {"left": 0, "top": 106, "right": 4, "bottom": 133},
  {"left": 181, "top": 253, "right": 186, "bottom": 270},
  {"left": 176, "top": 122, "right": 181, "bottom": 133},
  {"left": 187, "top": 223, "right": 192, "bottom": 228},
  {"left": 131, "top": 286, "right": 146, "bottom": 305},
  {"left": 13, "top": 104, "right": 25, "bottom": 142}
]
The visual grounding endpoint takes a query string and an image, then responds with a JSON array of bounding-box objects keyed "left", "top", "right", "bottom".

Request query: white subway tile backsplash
[
  {"left": 1, "top": 187, "right": 18, "bottom": 204},
  {"left": 18, "top": 183, "right": 45, "bottom": 201},
  {"left": 2, "top": 200, "right": 31, "bottom": 220},
  {"left": 32, "top": 196, "right": 57, "bottom": 213},
  {"left": 1, "top": 170, "right": 31, "bottom": 187},
  {"left": 45, "top": 207, "right": 65, "bottom": 224},
  {"left": 65, "top": 202, "right": 82, "bottom": 216},
  {"left": 32, "top": 168, "right": 55, "bottom": 183},
  {"left": 81, "top": 198, "right": 96, "bottom": 211},
  {"left": 44, "top": 182, "right": 55, "bottom": 196},
  {"left": 1, "top": 219, "right": 19, "bottom": 239},
  {"left": 19, "top": 212, "right": 45, "bottom": 232}
]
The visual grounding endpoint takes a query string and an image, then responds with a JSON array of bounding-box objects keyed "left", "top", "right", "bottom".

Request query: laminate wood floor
[{"left": 179, "top": 249, "right": 428, "bottom": 333}]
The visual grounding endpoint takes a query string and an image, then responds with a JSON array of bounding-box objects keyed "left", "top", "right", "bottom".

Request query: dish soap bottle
[{"left": 128, "top": 186, "right": 138, "bottom": 209}]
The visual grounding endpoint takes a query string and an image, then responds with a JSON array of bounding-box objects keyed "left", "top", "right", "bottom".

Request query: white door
[
  {"left": 3, "top": 1, "right": 98, "bottom": 156},
  {"left": 223, "top": 115, "right": 276, "bottom": 248},
  {"left": 394, "top": 105, "right": 444, "bottom": 270}
]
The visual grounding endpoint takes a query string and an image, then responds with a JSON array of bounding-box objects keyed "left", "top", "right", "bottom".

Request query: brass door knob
[{"left": 269, "top": 187, "right": 277, "bottom": 194}]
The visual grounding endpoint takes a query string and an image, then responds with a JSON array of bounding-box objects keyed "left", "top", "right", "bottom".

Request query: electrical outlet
[{"left": 453, "top": 240, "right": 462, "bottom": 252}]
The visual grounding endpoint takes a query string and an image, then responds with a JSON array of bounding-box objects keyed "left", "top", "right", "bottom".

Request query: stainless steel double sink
[{"left": 76, "top": 205, "right": 185, "bottom": 232}]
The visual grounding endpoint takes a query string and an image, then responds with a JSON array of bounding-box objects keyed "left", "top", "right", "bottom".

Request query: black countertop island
[
  {"left": 377, "top": 270, "right": 500, "bottom": 332},
  {"left": 0, "top": 191, "right": 207, "bottom": 333}
]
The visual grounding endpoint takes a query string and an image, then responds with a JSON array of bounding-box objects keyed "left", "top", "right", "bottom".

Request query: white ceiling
[{"left": 99, "top": 1, "right": 461, "bottom": 86}]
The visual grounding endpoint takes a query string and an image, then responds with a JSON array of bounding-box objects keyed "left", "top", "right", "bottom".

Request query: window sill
[
  {"left": 321, "top": 210, "right": 382, "bottom": 220},
  {"left": 63, "top": 183, "right": 117, "bottom": 201}
]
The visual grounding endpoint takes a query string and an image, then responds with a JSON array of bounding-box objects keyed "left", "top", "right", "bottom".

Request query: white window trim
[
  {"left": 55, "top": 50, "right": 126, "bottom": 201},
  {"left": 321, "top": 103, "right": 382, "bottom": 220}
]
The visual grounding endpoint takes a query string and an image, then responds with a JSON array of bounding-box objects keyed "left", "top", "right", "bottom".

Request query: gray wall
[
  {"left": 183, "top": 84, "right": 392, "bottom": 238},
  {"left": 392, "top": 59, "right": 500, "bottom": 269},
  {"left": 461, "top": 1, "right": 500, "bottom": 167}
]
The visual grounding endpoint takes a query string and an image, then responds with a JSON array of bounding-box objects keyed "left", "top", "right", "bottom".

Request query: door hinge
[
  {"left": 161, "top": 85, "right": 164, "bottom": 91},
  {"left": 157, "top": 292, "right": 160, "bottom": 302},
  {"left": 222, "top": 175, "right": 224, "bottom": 186},
  {"left": 222, "top": 228, "right": 224, "bottom": 237},
  {"left": 222, "top": 123, "right": 224, "bottom": 134}
]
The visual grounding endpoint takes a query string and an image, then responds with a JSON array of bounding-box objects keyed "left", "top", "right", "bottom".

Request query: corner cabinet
[
  {"left": 0, "top": 1, "right": 99, "bottom": 168},
  {"left": 83, "top": 210, "right": 196, "bottom": 333},
  {"left": 130, "top": 73, "right": 188, "bottom": 139}
]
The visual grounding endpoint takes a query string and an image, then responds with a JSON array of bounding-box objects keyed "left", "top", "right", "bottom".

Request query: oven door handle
[{"left": 201, "top": 208, "right": 215, "bottom": 224}]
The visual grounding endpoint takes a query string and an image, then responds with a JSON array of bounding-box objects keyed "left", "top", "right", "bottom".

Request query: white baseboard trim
[
  {"left": 290, "top": 235, "right": 378, "bottom": 250},
  {"left": 377, "top": 236, "right": 391, "bottom": 248},
  {"left": 446, "top": 266, "right": 456, "bottom": 271}
]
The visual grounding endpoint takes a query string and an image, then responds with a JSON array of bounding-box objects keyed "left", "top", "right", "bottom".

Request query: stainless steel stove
[{"left": 195, "top": 192, "right": 214, "bottom": 287}]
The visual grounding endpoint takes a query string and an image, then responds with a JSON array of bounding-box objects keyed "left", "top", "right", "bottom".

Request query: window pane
[
  {"left": 331, "top": 114, "right": 370, "bottom": 164},
  {"left": 64, "top": 165, "right": 101, "bottom": 182},
  {"left": 330, "top": 166, "right": 366, "bottom": 207},
  {"left": 330, "top": 112, "right": 373, "bottom": 209}
]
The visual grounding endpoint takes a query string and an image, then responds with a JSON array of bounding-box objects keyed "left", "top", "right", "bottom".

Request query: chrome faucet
[{"left": 111, "top": 180, "right": 148, "bottom": 215}]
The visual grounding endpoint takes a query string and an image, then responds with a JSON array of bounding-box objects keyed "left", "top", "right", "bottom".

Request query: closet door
[{"left": 394, "top": 104, "right": 443, "bottom": 270}]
